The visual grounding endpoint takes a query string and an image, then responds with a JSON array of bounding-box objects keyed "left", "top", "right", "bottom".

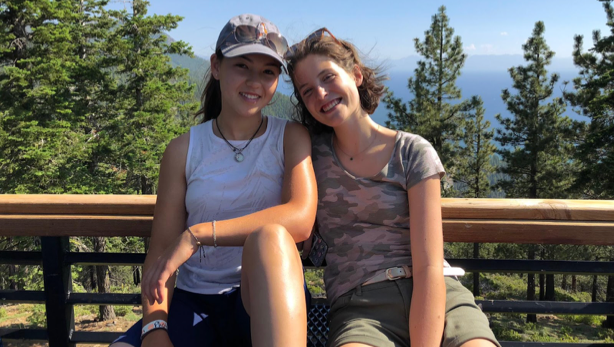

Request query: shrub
[
  {"left": 481, "top": 274, "right": 526, "bottom": 300},
  {"left": 26, "top": 305, "right": 46, "bottom": 328},
  {"left": 598, "top": 328, "right": 614, "bottom": 342},
  {"left": 114, "top": 305, "right": 133, "bottom": 317},
  {"left": 124, "top": 311, "right": 140, "bottom": 322},
  {"left": 304, "top": 269, "right": 325, "bottom": 297},
  {"left": 496, "top": 329, "right": 523, "bottom": 341},
  {"left": 524, "top": 322, "right": 539, "bottom": 331},
  {"left": 562, "top": 314, "right": 605, "bottom": 326},
  {"left": 74, "top": 305, "right": 98, "bottom": 317}
]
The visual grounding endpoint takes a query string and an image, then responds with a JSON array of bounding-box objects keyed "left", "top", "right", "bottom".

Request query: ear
[
  {"left": 210, "top": 53, "right": 220, "bottom": 80},
  {"left": 352, "top": 64, "right": 363, "bottom": 87}
]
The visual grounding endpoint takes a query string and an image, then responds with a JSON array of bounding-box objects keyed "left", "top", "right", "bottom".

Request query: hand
[
  {"left": 142, "top": 231, "right": 196, "bottom": 305},
  {"left": 141, "top": 328, "right": 173, "bottom": 347}
]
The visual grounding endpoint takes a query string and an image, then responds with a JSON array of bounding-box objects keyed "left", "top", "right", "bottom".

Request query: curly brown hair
[{"left": 286, "top": 35, "right": 387, "bottom": 134}]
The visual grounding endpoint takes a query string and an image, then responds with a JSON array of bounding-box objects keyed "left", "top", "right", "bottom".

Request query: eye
[
  {"left": 302, "top": 88, "right": 313, "bottom": 97},
  {"left": 323, "top": 73, "right": 335, "bottom": 82},
  {"left": 263, "top": 68, "right": 280, "bottom": 76},
  {"left": 235, "top": 63, "right": 248, "bottom": 69}
]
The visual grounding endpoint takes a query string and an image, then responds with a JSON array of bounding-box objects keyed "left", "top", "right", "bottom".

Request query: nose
[
  {"left": 245, "top": 70, "right": 260, "bottom": 87},
  {"left": 315, "top": 85, "right": 327, "bottom": 100}
]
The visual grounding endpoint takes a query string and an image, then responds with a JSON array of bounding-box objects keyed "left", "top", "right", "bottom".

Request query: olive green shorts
[{"left": 327, "top": 277, "right": 500, "bottom": 347}]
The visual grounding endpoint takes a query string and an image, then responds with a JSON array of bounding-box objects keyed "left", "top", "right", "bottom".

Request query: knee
[
  {"left": 243, "top": 224, "right": 298, "bottom": 263},
  {"left": 244, "top": 224, "right": 294, "bottom": 250}
]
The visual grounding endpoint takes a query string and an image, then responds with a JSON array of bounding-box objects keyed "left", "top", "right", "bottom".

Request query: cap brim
[{"left": 222, "top": 43, "right": 286, "bottom": 70}]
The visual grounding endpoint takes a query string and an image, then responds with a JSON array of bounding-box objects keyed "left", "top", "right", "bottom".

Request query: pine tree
[
  {"left": 565, "top": 1, "right": 614, "bottom": 200},
  {"left": 65, "top": 0, "right": 121, "bottom": 194},
  {"left": 454, "top": 96, "right": 497, "bottom": 297},
  {"left": 0, "top": 0, "right": 94, "bottom": 194},
  {"left": 456, "top": 96, "right": 497, "bottom": 199},
  {"left": 92, "top": 0, "right": 198, "bottom": 319},
  {"left": 495, "top": 22, "right": 576, "bottom": 200},
  {"left": 384, "top": 6, "right": 470, "bottom": 196},
  {"left": 564, "top": 0, "right": 614, "bottom": 327},
  {"left": 106, "top": 0, "right": 198, "bottom": 194},
  {"left": 495, "top": 21, "right": 577, "bottom": 323},
  {"left": 0, "top": 0, "right": 198, "bottom": 320}
]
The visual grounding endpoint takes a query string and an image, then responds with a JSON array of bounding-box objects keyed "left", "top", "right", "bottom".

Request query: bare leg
[
  {"left": 340, "top": 339, "right": 497, "bottom": 347},
  {"left": 241, "top": 224, "right": 307, "bottom": 347},
  {"left": 460, "top": 338, "right": 498, "bottom": 347}
]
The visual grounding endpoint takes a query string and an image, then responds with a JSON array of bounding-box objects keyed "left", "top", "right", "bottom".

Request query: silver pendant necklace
[{"left": 216, "top": 116, "right": 264, "bottom": 162}]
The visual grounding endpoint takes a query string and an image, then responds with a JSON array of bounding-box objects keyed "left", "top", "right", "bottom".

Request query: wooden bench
[{"left": 1, "top": 195, "right": 614, "bottom": 347}]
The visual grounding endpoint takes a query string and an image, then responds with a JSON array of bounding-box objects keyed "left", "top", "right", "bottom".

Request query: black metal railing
[{"left": 1, "top": 236, "right": 614, "bottom": 347}]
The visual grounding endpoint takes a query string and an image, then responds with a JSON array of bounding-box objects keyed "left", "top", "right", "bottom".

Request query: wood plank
[
  {"left": 0, "top": 215, "right": 152, "bottom": 237},
  {"left": 441, "top": 198, "right": 614, "bottom": 221},
  {"left": 2, "top": 215, "right": 614, "bottom": 245},
  {"left": 0, "top": 194, "right": 156, "bottom": 215},
  {"left": 1, "top": 195, "right": 613, "bottom": 221},
  {"left": 443, "top": 220, "right": 614, "bottom": 245}
]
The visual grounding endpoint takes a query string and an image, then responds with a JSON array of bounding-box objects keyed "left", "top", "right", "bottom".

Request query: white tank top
[{"left": 176, "top": 116, "right": 288, "bottom": 294}]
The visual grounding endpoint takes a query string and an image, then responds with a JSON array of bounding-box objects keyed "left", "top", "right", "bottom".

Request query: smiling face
[
  {"left": 211, "top": 53, "right": 281, "bottom": 119},
  {"left": 293, "top": 54, "right": 364, "bottom": 129}
]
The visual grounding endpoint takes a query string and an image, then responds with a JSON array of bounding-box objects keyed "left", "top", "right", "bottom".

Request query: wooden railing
[{"left": 1, "top": 195, "right": 614, "bottom": 347}]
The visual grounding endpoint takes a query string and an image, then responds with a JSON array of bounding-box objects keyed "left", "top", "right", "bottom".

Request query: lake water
[{"left": 279, "top": 69, "right": 585, "bottom": 130}]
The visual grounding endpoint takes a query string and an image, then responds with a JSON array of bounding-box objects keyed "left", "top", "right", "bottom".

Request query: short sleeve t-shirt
[{"left": 312, "top": 130, "right": 445, "bottom": 304}]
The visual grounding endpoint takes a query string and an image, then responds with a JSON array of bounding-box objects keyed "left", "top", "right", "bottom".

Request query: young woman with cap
[
  {"left": 286, "top": 29, "right": 499, "bottom": 347},
  {"left": 110, "top": 14, "right": 316, "bottom": 347}
]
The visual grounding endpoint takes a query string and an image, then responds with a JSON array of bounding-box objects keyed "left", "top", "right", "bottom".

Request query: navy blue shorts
[{"left": 113, "top": 283, "right": 311, "bottom": 347}]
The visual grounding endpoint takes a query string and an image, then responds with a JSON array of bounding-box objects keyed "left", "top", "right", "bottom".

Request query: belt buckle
[{"left": 385, "top": 267, "right": 404, "bottom": 281}]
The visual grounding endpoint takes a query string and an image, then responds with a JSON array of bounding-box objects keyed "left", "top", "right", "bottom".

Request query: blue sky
[{"left": 109, "top": 0, "right": 609, "bottom": 60}]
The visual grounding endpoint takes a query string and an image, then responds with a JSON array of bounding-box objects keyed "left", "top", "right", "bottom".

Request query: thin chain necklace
[
  {"left": 334, "top": 125, "right": 380, "bottom": 161},
  {"left": 215, "top": 116, "right": 264, "bottom": 162}
]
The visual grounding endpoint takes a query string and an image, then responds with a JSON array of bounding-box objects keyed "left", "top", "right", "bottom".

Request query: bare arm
[
  {"left": 143, "top": 122, "right": 318, "bottom": 304},
  {"left": 189, "top": 121, "right": 317, "bottom": 244},
  {"left": 408, "top": 175, "right": 446, "bottom": 347},
  {"left": 141, "top": 133, "right": 189, "bottom": 345}
]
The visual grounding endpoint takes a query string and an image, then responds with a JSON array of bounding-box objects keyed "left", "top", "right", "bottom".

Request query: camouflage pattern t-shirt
[{"left": 312, "top": 131, "right": 445, "bottom": 304}]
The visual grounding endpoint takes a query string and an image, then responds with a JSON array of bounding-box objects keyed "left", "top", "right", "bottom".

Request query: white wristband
[{"left": 141, "top": 319, "right": 168, "bottom": 340}]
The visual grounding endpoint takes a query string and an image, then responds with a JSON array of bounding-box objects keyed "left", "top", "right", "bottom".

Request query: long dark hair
[
  {"left": 195, "top": 50, "right": 224, "bottom": 123},
  {"left": 286, "top": 36, "right": 387, "bottom": 134}
]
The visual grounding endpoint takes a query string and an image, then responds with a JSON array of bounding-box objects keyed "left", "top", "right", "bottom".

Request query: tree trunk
[
  {"left": 539, "top": 273, "right": 545, "bottom": 301},
  {"left": 473, "top": 243, "right": 480, "bottom": 297},
  {"left": 93, "top": 237, "right": 115, "bottom": 321},
  {"left": 539, "top": 248, "right": 545, "bottom": 300},
  {"left": 526, "top": 247, "right": 537, "bottom": 323},
  {"left": 89, "top": 266, "right": 97, "bottom": 291},
  {"left": 8, "top": 265, "right": 18, "bottom": 290},
  {"left": 140, "top": 175, "right": 152, "bottom": 194},
  {"left": 572, "top": 275, "right": 577, "bottom": 292},
  {"left": 545, "top": 274, "right": 555, "bottom": 301},
  {"left": 605, "top": 275, "right": 614, "bottom": 328},
  {"left": 561, "top": 275, "right": 568, "bottom": 291},
  {"left": 133, "top": 266, "right": 141, "bottom": 286},
  {"left": 592, "top": 275, "right": 599, "bottom": 302}
]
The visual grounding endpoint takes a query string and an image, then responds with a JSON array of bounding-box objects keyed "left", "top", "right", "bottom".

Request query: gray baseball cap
[{"left": 215, "top": 14, "right": 288, "bottom": 66}]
